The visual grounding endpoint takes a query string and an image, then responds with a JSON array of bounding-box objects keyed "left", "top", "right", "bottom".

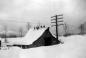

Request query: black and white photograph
[{"left": 0, "top": 0, "right": 86, "bottom": 58}]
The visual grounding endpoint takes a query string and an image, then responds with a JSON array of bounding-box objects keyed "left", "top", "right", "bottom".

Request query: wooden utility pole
[
  {"left": 51, "top": 14, "right": 63, "bottom": 40},
  {"left": 4, "top": 25, "right": 8, "bottom": 43}
]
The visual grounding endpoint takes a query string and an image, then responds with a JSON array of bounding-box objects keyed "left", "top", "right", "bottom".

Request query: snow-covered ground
[{"left": 0, "top": 35, "right": 86, "bottom": 58}]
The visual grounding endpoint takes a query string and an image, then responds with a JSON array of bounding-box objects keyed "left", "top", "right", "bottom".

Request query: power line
[{"left": 51, "top": 14, "right": 63, "bottom": 40}]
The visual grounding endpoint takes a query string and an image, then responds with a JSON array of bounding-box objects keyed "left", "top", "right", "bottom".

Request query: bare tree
[
  {"left": 63, "top": 23, "right": 68, "bottom": 35},
  {"left": 79, "top": 24, "right": 84, "bottom": 35},
  {"left": 63, "top": 23, "right": 72, "bottom": 36},
  {"left": 19, "top": 27, "right": 23, "bottom": 37},
  {"left": 26, "top": 22, "right": 31, "bottom": 30}
]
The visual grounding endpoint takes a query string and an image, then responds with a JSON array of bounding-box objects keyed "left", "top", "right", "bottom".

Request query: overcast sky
[{"left": 0, "top": 0, "right": 86, "bottom": 34}]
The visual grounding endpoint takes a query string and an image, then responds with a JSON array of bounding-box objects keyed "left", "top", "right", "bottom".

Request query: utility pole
[
  {"left": 1, "top": 25, "right": 8, "bottom": 50},
  {"left": 4, "top": 25, "right": 8, "bottom": 43},
  {"left": 51, "top": 14, "right": 63, "bottom": 40}
]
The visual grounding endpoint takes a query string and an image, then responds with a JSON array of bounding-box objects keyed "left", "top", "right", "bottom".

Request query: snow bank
[
  {"left": 1, "top": 35, "right": 86, "bottom": 58},
  {"left": 58, "top": 35, "right": 86, "bottom": 58},
  {"left": 59, "top": 35, "right": 86, "bottom": 44},
  {"left": 18, "top": 35, "right": 86, "bottom": 58},
  {"left": 19, "top": 47, "right": 46, "bottom": 58},
  {"left": 0, "top": 47, "right": 21, "bottom": 58}
]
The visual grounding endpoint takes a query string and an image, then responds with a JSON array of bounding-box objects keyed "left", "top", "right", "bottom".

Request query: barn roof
[{"left": 7, "top": 27, "right": 47, "bottom": 45}]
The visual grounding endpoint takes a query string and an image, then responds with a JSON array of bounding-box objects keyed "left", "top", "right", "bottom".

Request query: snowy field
[{"left": 0, "top": 35, "right": 86, "bottom": 58}]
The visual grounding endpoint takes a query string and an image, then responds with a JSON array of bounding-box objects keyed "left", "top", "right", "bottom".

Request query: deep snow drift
[{"left": 1, "top": 35, "right": 86, "bottom": 58}]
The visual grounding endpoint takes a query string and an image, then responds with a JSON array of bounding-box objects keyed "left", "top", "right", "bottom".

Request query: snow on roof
[
  {"left": 24, "top": 28, "right": 47, "bottom": 42},
  {"left": 7, "top": 28, "right": 47, "bottom": 45}
]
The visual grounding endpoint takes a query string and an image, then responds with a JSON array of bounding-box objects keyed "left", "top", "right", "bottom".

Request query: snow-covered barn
[
  {"left": 12, "top": 27, "right": 60, "bottom": 49},
  {"left": 31, "top": 27, "right": 60, "bottom": 47},
  {"left": 7, "top": 27, "right": 47, "bottom": 45}
]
